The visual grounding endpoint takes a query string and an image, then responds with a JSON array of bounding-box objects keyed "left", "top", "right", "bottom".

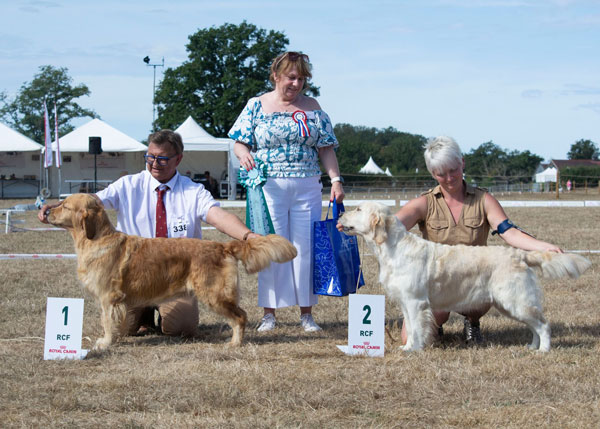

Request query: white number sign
[
  {"left": 338, "top": 294, "right": 385, "bottom": 357},
  {"left": 44, "top": 297, "right": 86, "bottom": 360}
]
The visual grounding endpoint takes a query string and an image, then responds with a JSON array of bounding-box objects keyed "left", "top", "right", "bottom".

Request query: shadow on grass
[
  {"left": 466, "top": 321, "right": 599, "bottom": 350},
  {"left": 391, "top": 316, "right": 599, "bottom": 350},
  {"left": 85, "top": 320, "right": 598, "bottom": 357},
  {"left": 93, "top": 320, "right": 352, "bottom": 351}
]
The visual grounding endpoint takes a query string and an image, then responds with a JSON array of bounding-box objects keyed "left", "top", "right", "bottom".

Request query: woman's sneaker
[
  {"left": 300, "top": 314, "right": 322, "bottom": 332},
  {"left": 257, "top": 313, "right": 276, "bottom": 332}
]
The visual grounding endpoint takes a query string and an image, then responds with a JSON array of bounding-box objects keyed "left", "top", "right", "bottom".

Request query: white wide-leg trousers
[{"left": 258, "top": 176, "right": 322, "bottom": 309}]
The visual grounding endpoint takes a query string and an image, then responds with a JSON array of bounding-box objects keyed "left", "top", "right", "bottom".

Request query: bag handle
[{"left": 325, "top": 198, "right": 345, "bottom": 221}]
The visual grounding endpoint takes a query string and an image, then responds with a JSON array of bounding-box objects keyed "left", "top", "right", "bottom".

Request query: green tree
[
  {"left": 464, "top": 141, "right": 543, "bottom": 182},
  {"left": 567, "top": 139, "right": 599, "bottom": 160},
  {"left": 334, "top": 124, "right": 378, "bottom": 173},
  {"left": 154, "top": 21, "right": 317, "bottom": 136},
  {"left": 0, "top": 65, "right": 97, "bottom": 143},
  {"left": 378, "top": 130, "right": 427, "bottom": 174},
  {"left": 505, "top": 150, "right": 543, "bottom": 178},
  {"left": 333, "top": 124, "right": 427, "bottom": 175},
  {"left": 464, "top": 141, "right": 509, "bottom": 178}
]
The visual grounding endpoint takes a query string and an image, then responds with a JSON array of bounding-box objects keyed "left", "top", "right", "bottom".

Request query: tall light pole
[{"left": 143, "top": 56, "right": 164, "bottom": 131}]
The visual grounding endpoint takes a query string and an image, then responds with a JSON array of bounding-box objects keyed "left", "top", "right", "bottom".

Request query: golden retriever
[
  {"left": 338, "top": 202, "right": 591, "bottom": 352},
  {"left": 47, "top": 193, "right": 297, "bottom": 350}
]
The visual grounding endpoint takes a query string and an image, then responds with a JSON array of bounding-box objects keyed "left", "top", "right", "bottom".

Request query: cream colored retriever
[
  {"left": 339, "top": 202, "right": 591, "bottom": 352},
  {"left": 47, "top": 193, "right": 297, "bottom": 351}
]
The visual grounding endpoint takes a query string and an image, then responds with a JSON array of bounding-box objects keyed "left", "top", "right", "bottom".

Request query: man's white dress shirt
[{"left": 96, "top": 170, "right": 219, "bottom": 238}]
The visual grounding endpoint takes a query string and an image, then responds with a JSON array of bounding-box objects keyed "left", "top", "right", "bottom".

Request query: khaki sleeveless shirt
[{"left": 418, "top": 182, "right": 490, "bottom": 246}]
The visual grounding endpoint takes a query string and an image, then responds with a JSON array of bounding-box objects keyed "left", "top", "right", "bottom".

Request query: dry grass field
[{"left": 1, "top": 192, "right": 599, "bottom": 428}]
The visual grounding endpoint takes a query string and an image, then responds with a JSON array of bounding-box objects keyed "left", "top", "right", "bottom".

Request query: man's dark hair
[{"left": 148, "top": 129, "right": 184, "bottom": 155}]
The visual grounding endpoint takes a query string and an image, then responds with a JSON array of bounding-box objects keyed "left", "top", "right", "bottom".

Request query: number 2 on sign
[
  {"left": 62, "top": 306, "right": 68, "bottom": 325},
  {"left": 362, "top": 305, "right": 372, "bottom": 325}
]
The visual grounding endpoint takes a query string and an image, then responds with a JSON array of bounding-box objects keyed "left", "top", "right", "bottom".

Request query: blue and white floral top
[{"left": 228, "top": 97, "right": 339, "bottom": 177}]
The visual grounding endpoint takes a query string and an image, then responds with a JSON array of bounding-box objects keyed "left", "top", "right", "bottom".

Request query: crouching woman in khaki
[{"left": 394, "top": 136, "right": 563, "bottom": 345}]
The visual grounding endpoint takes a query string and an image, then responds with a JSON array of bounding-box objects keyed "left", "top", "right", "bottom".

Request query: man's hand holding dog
[{"left": 38, "top": 202, "right": 60, "bottom": 224}]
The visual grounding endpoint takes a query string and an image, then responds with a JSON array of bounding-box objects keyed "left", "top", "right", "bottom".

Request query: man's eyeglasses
[{"left": 144, "top": 154, "right": 176, "bottom": 166}]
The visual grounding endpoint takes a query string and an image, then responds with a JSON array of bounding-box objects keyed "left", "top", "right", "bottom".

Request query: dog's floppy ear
[
  {"left": 370, "top": 210, "right": 388, "bottom": 245},
  {"left": 77, "top": 209, "right": 96, "bottom": 240}
]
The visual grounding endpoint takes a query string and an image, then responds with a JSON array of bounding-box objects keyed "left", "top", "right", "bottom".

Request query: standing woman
[
  {"left": 395, "top": 136, "right": 563, "bottom": 345},
  {"left": 229, "top": 51, "right": 345, "bottom": 332}
]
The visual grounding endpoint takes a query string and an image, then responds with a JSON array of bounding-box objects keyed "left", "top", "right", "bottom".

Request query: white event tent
[
  {"left": 535, "top": 166, "right": 557, "bottom": 183},
  {"left": 0, "top": 122, "right": 43, "bottom": 197},
  {"left": 359, "top": 156, "right": 385, "bottom": 174},
  {"left": 175, "top": 116, "right": 239, "bottom": 200},
  {"left": 384, "top": 167, "right": 393, "bottom": 177},
  {"left": 48, "top": 118, "right": 147, "bottom": 197}
]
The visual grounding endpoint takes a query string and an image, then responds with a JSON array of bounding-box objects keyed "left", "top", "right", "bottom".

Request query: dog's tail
[
  {"left": 523, "top": 251, "right": 591, "bottom": 279},
  {"left": 225, "top": 234, "right": 298, "bottom": 274}
]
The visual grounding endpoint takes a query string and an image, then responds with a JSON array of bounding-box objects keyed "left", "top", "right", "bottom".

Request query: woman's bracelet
[{"left": 242, "top": 231, "right": 252, "bottom": 241}]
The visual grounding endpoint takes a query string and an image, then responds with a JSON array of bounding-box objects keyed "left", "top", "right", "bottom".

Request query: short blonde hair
[
  {"left": 424, "top": 136, "right": 463, "bottom": 175},
  {"left": 269, "top": 51, "right": 312, "bottom": 87}
]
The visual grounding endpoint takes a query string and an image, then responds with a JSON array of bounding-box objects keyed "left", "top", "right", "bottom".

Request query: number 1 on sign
[{"left": 62, "top": 306, "right": 68, "bottom": 325}]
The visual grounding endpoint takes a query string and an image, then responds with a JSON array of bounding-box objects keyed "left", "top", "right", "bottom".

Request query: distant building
[
  {"left": 550, "top": 159, "right": 600, "bottom": 170},
  {"left": 534, "top": 159, "right": 600, "bottom": 183}
]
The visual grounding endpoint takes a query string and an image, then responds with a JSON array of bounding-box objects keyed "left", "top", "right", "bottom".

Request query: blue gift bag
[{"left": 313, "top": 200, "right": 365, "bottom": 297}]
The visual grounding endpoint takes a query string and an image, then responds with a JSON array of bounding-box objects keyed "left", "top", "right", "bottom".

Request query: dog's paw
[
  {"left": 83, "top": 348, "right": 106, "bottom": 359},
  {"left": 225, "top": 339, "right": 243, "bottom": 348},
  {"left": 400, "top": 343, "right": 424, "bottom": 352},
  {"left": 93, "top": 337, "right": 112, "bottom": 351},
  {"left": 528, "top": 340, "right": 549, "bottom": 352}
]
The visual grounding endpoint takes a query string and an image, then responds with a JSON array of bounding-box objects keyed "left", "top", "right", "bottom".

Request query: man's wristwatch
[{"left": 330, "top": 176, "right": 343, "bottom": 184}]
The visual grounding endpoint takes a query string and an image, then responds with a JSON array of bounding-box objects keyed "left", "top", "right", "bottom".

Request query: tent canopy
[
  {"left": 0, "top": 122, "right": 42, "bottom": 151},
  {"left": 175, "top": 116, "right": 229, "bottom": 151},
  {"left": 359, "top": 156, "right": 385, "bottom": 174},
  {"left": 174, "top": 116, "right": 239, "bottom": 199},
  {"left": 384, "top": 167, "right": 393, "bottom": 177},
  {"left": 535, "top": 166, "right": 557, "bottom": 183},
  {"left": 51, "top": 118, "right": 147, "bottom": 152}
]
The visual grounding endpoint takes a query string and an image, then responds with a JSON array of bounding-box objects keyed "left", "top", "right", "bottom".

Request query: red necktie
[{"left": 155, "top": 187, "right": 168, "bottom": 238}]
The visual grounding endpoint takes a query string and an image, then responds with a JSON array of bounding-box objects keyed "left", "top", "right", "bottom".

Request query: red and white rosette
[{"left": 292, "top": 110, "right": 310, "bottom": 138}]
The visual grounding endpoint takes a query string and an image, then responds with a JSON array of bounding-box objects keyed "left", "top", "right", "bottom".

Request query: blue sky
[{"left": 2, "top": 0, "right": 599, "bottom": 161}]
